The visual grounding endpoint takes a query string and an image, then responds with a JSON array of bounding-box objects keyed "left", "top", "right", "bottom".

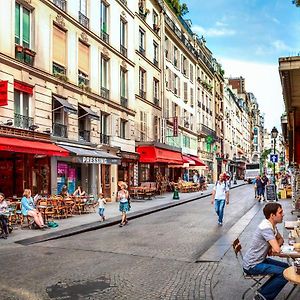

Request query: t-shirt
[
  {"left": 98, "top": 197, "right": 106, "bottom": 209},
  {"left": 213, "top": 181, "right": 229, "bottom": 200},
  {"left": 243, "top": 219, "right": 277, "bottom": 270}
]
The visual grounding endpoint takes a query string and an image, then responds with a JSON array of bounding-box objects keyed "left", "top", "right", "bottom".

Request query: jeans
[
  {"left": 0, "top": 215, "right": 8, "bottom": 235},
  {"left": 244, "top": 258, "right": 288, "bottom": 300},
  {"left": 98, "top": 208, "right": 105, "bottom": 216},
  {"left": 214, "top": 199, "right": 226, "bottom": 223}
]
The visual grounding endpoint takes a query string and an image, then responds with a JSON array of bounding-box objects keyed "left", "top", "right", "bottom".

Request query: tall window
[
  {"left": 183, "top": 82, "right": 188, "bottom": 102},
  {"left": 139, "top": 68, "right": 146, "bottom": 98},
  {"left": 173, "top": 47, "right": 178, "bottom": 67},
  {"left": 78, "top": 41, "right": 89, "bottom": 86},
  {"left": 140, "top": 111, "right": 147, "bottom": 141},
  {"left": 101, "top": 56, "right": 109, "bottom": 89},
  {"left": 120, "top": 119, "right": 127, "bottom": 139},
  {"left": 139, "top": 27, "right": 145, "bottom": 54},
  {"left": 52, "top": 98, "right": 68, "bottom": 138},
  {"left": 15, "top": 3, "right": 31, "bottom": 48},
  {"left": 120, "top": 18, "right": 127, "bottom": 56},
  {"left": 14, "top": 90, "right": 31, "bottom": 129},
  {"left": 52, "top": 25, "right": 67, "bottom": 75},
  {"left": 120, "top": 67, "right": 127, "bottom": 98},
  {"left": 153, "top": 41, "right": 158, "bottom": 66},
  {"left": 79, "top": 0, "right": 87, "bottom": 14},
  {"left": 153, "top": 78, "right": 159, "bottom": 105},
  {"left": 153, "top": 116, "right": 160, "bottom": 141},
  {"left": 100, "top": 1, "right": 109, "bottom": 43}
]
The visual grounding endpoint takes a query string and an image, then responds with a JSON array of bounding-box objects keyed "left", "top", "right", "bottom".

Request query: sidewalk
[{"left": 1, "top": 180, "right": 245, "bottom": 246}]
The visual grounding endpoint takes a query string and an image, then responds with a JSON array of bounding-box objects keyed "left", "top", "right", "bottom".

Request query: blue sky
[{"left": 186, "top": 0, "right": 300, "bottom": 130}]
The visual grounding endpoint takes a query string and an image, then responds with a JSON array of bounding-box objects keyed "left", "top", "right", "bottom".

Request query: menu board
[{"left": 266, "top": 184, "right": 277, "bottom": 201}]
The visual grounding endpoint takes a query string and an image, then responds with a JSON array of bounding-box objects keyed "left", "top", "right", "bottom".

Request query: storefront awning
[
  {"left": 0, "top": 137, "right": 69, "bottom": 156},
  {"left": 78, "top": 105, "right": 100, "bottom": 120},
  {"left": 189, "top": 155, "right": 206, "bottom": 167},
  {"left": 53, "top": 95, "right": 77, "bottom": 114},
  {"left": 183, "top": 155, "right": 196, "bottom": 165},
  {"left": 136, "top": 145, "right": 183, "bottom": 164},
  {"left": 60, "top": 145, "right": 120, "bottom": 164}
]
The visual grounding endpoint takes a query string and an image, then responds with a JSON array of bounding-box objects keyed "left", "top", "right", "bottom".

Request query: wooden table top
[{"left": 283, "top": 266, "right": 300, "bottom": 285}]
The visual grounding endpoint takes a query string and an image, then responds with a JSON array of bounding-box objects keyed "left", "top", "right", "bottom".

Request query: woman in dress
[
  {"left": 21, "top": 189, "right": 45, "bottom": 229},
  {"left": 117, "top": 181, "right": 130, "bottom": 227}
]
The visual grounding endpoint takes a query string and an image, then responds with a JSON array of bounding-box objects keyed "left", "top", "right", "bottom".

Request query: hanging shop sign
[
  {"left": 0, "top": 81, "right": 8, "bottom": 106},
  {"left": 173, "top": 116, "right": 178, "bottom": 137}
]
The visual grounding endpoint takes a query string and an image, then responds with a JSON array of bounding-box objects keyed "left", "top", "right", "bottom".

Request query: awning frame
[{"left": 52, "top": 95, "right": 77, "bottom": 114}]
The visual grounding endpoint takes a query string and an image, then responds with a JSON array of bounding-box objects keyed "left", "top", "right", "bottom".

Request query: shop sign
[
  {"left": 0, "top": 81, "right": 8, "bottom": 106},
  {"left": 80, "top": 156, "right": 120, "bottom": 165},
  {"left": 121, "top": 152, "right": 139, "bottom": 160},
  {"left": 173, "top": 116, "right": 178, "bottom": 137}
]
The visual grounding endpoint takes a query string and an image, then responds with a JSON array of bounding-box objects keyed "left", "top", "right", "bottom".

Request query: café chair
[{"left": 232, "top": 238, "right": 269, "bottom": 299}]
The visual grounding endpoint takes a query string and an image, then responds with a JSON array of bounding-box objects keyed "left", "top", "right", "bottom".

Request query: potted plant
[{"left": 15, "top": 44, "right": 23, "bottom": 53}]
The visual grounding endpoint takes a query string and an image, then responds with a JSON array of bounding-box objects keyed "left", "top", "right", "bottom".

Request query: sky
[{"left": 186, "top": 0, "right": 300, "bottom": 131}]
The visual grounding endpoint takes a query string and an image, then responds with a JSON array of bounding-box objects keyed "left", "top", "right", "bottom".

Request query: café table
[
  {"left": 283, "top": 266, "right": 300, "bottom": 299},
  {"left": 36, "top": 205, "right": 47, "bottom": 224}
]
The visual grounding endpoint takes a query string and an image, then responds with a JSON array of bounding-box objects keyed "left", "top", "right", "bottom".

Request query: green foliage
[
  {"left": 166, "top": 0, "right": 189, "bottom": 16},
  {"left": 293, "top": 0, "right": 300, "bottom": 7}
]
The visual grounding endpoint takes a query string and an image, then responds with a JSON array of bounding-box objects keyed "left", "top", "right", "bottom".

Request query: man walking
[
  {"left": 242, "top": 203, "right": 288, "bottom": 300},
  {"left": 211, "top": 173, "right": 230, "bottom": 226}
]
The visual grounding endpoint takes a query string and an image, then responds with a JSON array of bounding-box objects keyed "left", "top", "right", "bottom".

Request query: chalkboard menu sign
[{"left": 266, "top": 184, "right": 277, "bottom": 201}]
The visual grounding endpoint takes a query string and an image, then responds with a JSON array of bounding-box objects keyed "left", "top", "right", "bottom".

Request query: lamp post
[{"left": 271, "top": 126, "right": 278, "bottom": 184}]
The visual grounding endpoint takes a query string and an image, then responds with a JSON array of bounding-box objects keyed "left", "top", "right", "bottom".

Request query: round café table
[{"left": 283, "top": 266, "right": 300, "bottom": 285}]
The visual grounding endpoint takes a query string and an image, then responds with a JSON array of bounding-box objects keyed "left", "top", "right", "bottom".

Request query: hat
[{"left": 118, "top": 181, "right": 128, "bottom": 189}]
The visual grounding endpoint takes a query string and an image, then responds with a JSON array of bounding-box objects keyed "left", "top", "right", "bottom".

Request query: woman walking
[{"left": 117, "top": 181, "right": 130, "bottom": 227}]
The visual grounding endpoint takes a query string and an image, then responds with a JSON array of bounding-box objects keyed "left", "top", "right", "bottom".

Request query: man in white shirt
[{"left": 211, "top": 173, "right": 230, "bottom": 226}]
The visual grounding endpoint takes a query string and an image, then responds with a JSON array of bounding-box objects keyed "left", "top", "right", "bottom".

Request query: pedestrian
[
  {"left": 117, "top": 181, "right": 130, "bottom": 227},
  {"left": 255, "top": 175, "right": 264, "bottom": 202},
  {"left": 199, "top": 174, "right": 205, "bottom": 195},
  {"left": 211, "top": 173, "right": 230, "bottom": 226},
  {"left": 97, "top": 193, "right": 106, "bottom": 222},
  {"left": 0, "top": 193, "right": 9, "bottom": 239},
  {"left": 261, "top": 174, "right": 269, "bottom": 201},
  {"left": 242, "top": 203, "right": 288, "bottom": 300}
]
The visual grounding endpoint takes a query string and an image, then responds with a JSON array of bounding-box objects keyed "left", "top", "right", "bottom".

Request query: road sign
[{"left": 270, "top": 154, "right": 278, "bottom": 163}]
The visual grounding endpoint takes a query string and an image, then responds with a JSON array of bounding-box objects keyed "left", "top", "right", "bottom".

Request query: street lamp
[{"left": 271, "top": 126, "right": 278, "bottom": 184}]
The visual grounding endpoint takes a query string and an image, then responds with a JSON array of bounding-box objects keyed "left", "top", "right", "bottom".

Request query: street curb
[{"left": 16, "top": 182, "right": 247, "bottom": 246}]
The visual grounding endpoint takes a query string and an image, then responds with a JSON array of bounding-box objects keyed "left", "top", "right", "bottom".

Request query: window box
[{"left": 15, "top": 44, "right": 23, "bottom": 53}]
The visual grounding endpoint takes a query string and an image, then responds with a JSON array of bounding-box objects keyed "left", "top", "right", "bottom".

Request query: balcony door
[
  {"left": 101, "top": 164, "right": 111, "bottom": 198},
  {"left": 14, "top": 90, "right": 31, "bottom": 129}
]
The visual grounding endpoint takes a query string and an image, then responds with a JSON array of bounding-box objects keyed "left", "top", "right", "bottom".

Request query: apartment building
[{"left": 0, "top": 0, "right": 138, "bottom": 199}]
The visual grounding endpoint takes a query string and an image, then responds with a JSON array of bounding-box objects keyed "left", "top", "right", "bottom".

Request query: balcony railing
[
  {"left": 14, "top": 113, "right": 33, "bottom": 129},
  {"left": 139, "top": 46, "right": 145, "bottom": 56},
  {"left": 100, "top": 133, "right": 110, "bottom": 145},
  {"left": 78, "top": 11, "right": 89, "bottom": 29},
  {"left": 198, "top": 123, "right": 216, "bottom": 138},
  {"left": 101, "top": 87, "right": 110, "bottom": 99},
  {"left": 139, "top": 89, "right": 146, "bottom": 99},
  {"left": 79, "top": 129, "right": 90, "bottom": 142},
  {"left": 53, "top": 123, "right": 68, "bottom": 138},
  {"left": 120, "top": 96, "right": 128, "bottom": 107},
  {"left": 100, "top": 30, "right": 109, "bottom": 44},
  {"left": 78, "top": 75, "right": 89, "bottom": 87},
  {"left": 120, "top": 44, "right": 127, "bottom": 57},
  {"left": 154, "top": 97, "right": 159, "bottom": 106},
  {"left": 53, "top": 0, "right": 66, "bottom": 11}
]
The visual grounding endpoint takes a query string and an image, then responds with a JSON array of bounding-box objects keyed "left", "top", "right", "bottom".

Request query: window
[
  {"left": 15, "top": 2, "right": 31, "bottom": 48},
  {"left": 120, "top": 18, "right": 127, "bottom": 56},
  {"left": 52, "top": 25, "right": 67, "bottom": 75},
  {"left": 153, "top": 78, "right": 159, "bottom": 105},
  {"left": 120, "top": 119, "right": 127, "bottom": 139},
  {"left": 153, "top": 41, "right": 158, "bottom": 66},
  {"left": 78, "top": 41, "right": 89, "bottom": 86},
  {"left": 79, "top": 0, "right": 87, "bottom": 14},
  {"left": 78, "top": 106, "right": 91, "bottom": 142},
  {"left": 153, "top": 116, "right": 160, "bottom": 141},
  {"left": 139, "top": 27, "right": 145, "bottom": 55},
  {"left": 182, "top": 55, "right": 188, "bottom": 75},
  {"left": 174, "top": 47, "right": 178, "bottom": 67},
  {"left": 153, "top": 10, "right": 159, "bottom": 33},
  {"left": 79, "top": 0, "right": 89, "bottom": 28},
  {"left": 101, "top": 55, "right": 109, "bottom": 89},
  {"left": 100, "top": 112, "right": 109, "bottom": 144},
  {"left": 190, "top": 88, "right": 194, "bottom": 106},
  {"left": 139, "top": 68, "right": 146, "bottom": 98},
  {"left": 14, "top": 90, "right": 32, "bottom": 129},
  {"left": 100, "top": 1, "right": 109, "bottom": 43},
  {"left": 52, "top": 98, "right": 68, "bottom": 138},
  {"left": 190, "top": 64, "right": 194, "bottom": 82},
  {"left": 183, "top": 82, "right": 188, "bottom": 102},
  {"left": 120, "top": 67, "right": 127, "bottom": 99},
  {"left": 165, "top": 37, "right": 170, "bottom": 59},
  {"left": 140, "top": 111, "right": 147, "bottom": 141}
]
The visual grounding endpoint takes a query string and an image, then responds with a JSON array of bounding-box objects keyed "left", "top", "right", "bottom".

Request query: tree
[
  {"left": 180, "top": 3, "right": 189, "bottom": 16},
  {"left": 293, "top": 0, "right": 300, "bottom": 7}
]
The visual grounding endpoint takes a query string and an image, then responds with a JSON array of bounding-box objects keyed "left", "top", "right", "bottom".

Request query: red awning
[
  {"left": 0, "top": 137, "right": 69, "bottom": 156},
  {"left": 136, "top": 145, "right": 183, "bottom": 164},
  {"left": 183, "top": 155, "right": 196, "bottom": 165},
  {"left": 189, "top": 155, "right": 206, "bottom": 167}
]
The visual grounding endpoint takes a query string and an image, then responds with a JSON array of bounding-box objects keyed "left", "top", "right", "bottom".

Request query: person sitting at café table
[
  {"left": 242, "top": 203, "right": 288, "bottom": 300},
  {"left": 60, "top": 185, "right": 69, "bottom": 198},
  {"left": 21, "top": 189, "right": 45, "bottom": 229},
  {"left": 73, "top": 185, "right": 86, "bottom": 197},
  {"left": 0, "top": 192, "right": 9, "bottom": 239}
]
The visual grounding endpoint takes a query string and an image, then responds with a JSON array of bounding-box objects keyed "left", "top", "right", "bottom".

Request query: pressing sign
[{"left": 266, "top": 184, "right": 276, "bottom": 201}]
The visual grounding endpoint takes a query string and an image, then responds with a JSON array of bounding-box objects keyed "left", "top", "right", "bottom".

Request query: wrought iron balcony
[
  {"left": 154, "top": 97, "right": 160, "bottom": 106},
  {"left": 120, "top": 96, "right": 128, "bottom": 108},
  {"left": 14, "top": 113, "right": 33, "bottom": 129},
  {"left": 78, "top": 11, "right": 89, "bottom": 29},
  {"left": 139, "top": 89, "right": 146, "bottom": 99},
  {"left": 197, "top": 123, "right": 216, "bottom": 139},
  {"left": 100, "top": 30, "right": 109, "bottom": 44},
  {"left": 139, "top": 46, "right": 145, "bottom": 56},
  {"left": 120, "top": 45, "right": 127, "bottom": 57},
  {"left": 79, "top": 129, "right": 90, "bottom": 142},
  {"left": 101, "top": 87, "right": 110, "bottom": 99},
  {"left": 52, "top": 123, "right": 68, "bottom": 138},
  {"left": 53, "top": 0, "right": 66, "bottom": 11},
  {"left": 100, "top": 133, "right": 110, "bottom": 145}
]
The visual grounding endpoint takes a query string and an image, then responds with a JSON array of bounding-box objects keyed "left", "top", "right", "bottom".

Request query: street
[{"left": 0, "top": 184, "right": 298, "bottom": 299}]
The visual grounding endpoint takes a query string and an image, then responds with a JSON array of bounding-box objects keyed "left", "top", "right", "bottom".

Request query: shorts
[{"left": 119, "top": 201, "right": 130, "bottom": 212}]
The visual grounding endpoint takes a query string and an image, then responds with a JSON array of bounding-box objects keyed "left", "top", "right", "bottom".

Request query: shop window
[
  {"left": 140, "top": 163, "right": 150, "bottom": 182},
  {"left": 78, "top": 106, "right": 91, "bottom": 142},
  {"left": 52, "top": 98, "right": 68, "bottom": 138},
  {"left": 14, "top": 90, "right": 32, "bottom": 129}
]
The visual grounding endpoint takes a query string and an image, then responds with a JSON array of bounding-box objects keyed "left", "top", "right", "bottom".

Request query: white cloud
[
  {"left": 271, "top": 40, "right": 291, "bottom": 52},
  {"left": 218, "top": 58, "right": 285, "bottom": 131},
  {"left": 192, "top": 24, "right": 236, "bottom": 37}
]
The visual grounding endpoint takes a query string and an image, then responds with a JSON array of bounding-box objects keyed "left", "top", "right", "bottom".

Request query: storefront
[
  {"left": 0, "top": 130, "right": 68, "bottom": 197},
  {"left": 118, "top": 151, "right": 139, "bottom": 188},
  {"left": 53, "top": 143, "right": 120, "bottom": 199}
]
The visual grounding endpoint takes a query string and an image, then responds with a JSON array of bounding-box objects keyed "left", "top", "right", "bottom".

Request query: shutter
[
  {"left": 53, "top": 25, "right": 66, "bottom": 66},
  {"left": 78, "top": 41, "right": 89, "bottom": 74},
  {"left": 184, "top": 82, "right": 187, "bottom": 100},
  {"left": 22, "top": 7, "right": 30, "bottom": 48},
  {"left": 15, "top": 3, "right": 20, "bottom": 44}
]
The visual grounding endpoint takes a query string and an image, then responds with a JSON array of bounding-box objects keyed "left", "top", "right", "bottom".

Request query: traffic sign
[{"left": 270, "top": 154, "right": 278, "bottom": 163}]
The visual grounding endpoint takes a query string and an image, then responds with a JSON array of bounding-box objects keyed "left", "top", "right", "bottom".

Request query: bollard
[{"left": 173, "top": 188, "right": 180, "bottom": 200}]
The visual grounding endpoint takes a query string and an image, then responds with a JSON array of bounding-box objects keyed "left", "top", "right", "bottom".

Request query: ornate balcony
[
  {"left": 78, "top": 11, "right": 89, "bottom": 29},
  {"left": 120, "top": 45, "right": 127, "bottom": 57},
  {"left": 14, "top": 113, "right": 33, "bottom": 129},
  {"left": 100, "top": 133, "right": 110, "bottom": 145},
  {"left": 100, "top": 30, "right": 109, "bottom": 44},
  {"left": 53, "top": 0, "right": 66, "bottom": 11},
  {"left": 101, "top": 87, "right": 110, "bottom": 99}
]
